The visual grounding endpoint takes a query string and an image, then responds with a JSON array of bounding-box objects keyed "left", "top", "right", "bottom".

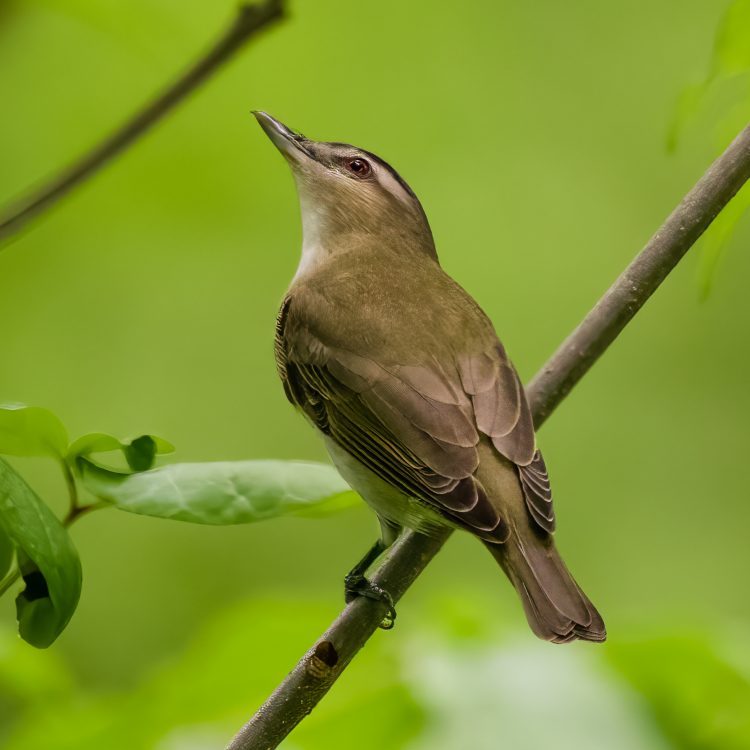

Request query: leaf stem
[
  {"left": 62, "top": 500, "right": 109, "bottom": 528},
  {"left": 61, "top": 458, "right": 79, "bottom": 519},
  {"left": 0, "top": 568, "right": 21, "bottom": 597}
]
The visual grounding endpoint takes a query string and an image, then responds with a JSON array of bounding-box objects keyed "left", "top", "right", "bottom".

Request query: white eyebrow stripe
[{"left": 374, "top": 163, "right": 413, "bottom": 206}]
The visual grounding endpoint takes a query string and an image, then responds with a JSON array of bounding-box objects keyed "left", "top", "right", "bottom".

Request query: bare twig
[
  {"left": 226, "top": 122, "right": 750, "bottom": 750},
  {"left": 0, "top": 0, "right": 284, "bottom": 246}
]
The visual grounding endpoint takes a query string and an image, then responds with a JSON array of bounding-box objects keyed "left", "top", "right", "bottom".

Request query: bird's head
[{"left": 253, "top": 111, "right": 435, "bottom": 260}]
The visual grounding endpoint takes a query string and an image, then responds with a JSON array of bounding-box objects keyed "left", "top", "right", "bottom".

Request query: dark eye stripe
[
  {"left": 358, "top": 148, "right": 417, "bottom": 199},
  {"left": 325, "top": 142, "right": 417, "bottom": 199}
]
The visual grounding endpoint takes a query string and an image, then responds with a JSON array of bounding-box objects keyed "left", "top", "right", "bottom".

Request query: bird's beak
[{"left": 252, "top": 111, "right": 314, "bottom": 163}]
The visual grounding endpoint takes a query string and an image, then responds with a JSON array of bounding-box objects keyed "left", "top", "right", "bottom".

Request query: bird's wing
[
  {"left": 457, "top": 350, "right": 556, "bottom": 532},
  {"left": 277, "top": 295, "right": 555, "bottom": 539}
]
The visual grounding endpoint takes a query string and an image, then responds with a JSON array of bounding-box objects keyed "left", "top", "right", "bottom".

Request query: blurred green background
[{"left": 2, "top": 0, "right": 750, "bottom": 747}]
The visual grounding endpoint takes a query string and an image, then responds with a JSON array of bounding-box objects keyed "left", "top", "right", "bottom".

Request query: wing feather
[
  {"left": 276, "top": 294, "right": 554, "bottom": 538},
  {"left": 519, "top": 450, "right": 556, "bottom": 532}
]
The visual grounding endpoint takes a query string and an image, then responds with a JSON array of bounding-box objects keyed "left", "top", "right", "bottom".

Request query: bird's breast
[{"left": 324, "top": 436, "right": 451, "bottom": 536}]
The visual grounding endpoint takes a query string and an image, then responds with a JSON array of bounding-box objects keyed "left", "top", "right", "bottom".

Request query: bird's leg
[{"left": 344, "top": 537, "right": 397, "bottom": 630}]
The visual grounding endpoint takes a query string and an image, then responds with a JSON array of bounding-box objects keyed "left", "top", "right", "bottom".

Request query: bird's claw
[{"left": 344, "top": 573, "right": 397, "bottom": 630}]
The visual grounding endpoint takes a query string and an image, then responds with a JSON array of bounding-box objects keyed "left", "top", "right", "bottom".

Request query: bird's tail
[{"left": 485, "top": 524, "right": 606, "bottom": 644}]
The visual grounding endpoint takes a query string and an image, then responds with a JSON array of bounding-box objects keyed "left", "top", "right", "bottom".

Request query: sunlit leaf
[
  {"left": 0, "top": 458, "right": 82, "bottom": 648},
  {"left": 0, "top": 404, "right": 68, "bottom": 458},
  {"left": 77, "top": 459, "right": 359, "bottom": 524}
]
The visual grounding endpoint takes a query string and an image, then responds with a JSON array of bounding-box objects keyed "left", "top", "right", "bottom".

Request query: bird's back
[{"left": 285, "top": 245, "right": 497, "bottom": 366}]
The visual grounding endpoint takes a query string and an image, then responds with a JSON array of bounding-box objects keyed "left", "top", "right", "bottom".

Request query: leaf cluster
[{"left": 0, "top": 404, "right": 358, "bottom": 648}]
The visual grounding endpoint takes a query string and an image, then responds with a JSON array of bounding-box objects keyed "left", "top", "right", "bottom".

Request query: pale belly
[{"left": 323, "top": 436, "right": 451, "bottom": 539}]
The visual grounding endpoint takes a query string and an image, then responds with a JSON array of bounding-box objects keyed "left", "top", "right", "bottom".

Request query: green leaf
[
  {"left": 124, "top": 435, "right": 158, "bottom": 472},
  {"left": 0, "top": 404, "right": 68, "bottom": 458},
  {"left": 0, "top": 525, "right": 13, "bottom": 579},
  {"left": 66, "top": 433, "right": 123, "bottom": 457},
  {"left": 0, "top": 457, "right": 82, "bottom": 648},
  {"left": 78, "top": 459, "right": 359, "bottom": 524},
  {"left": 67, "top": 432, "right": 175, "bottom": 472}
]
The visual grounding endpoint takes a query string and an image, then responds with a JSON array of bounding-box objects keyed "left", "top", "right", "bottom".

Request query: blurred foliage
[
  {"left": 1, "top": 0, "right": 749, "bottom": 747},
  {"left": 4, "top": 594, "right": 750, "bottom": 749},
  {"left": 670, "top": 0, "right": 750, "bottom": 295},
  {"left": 0, "top": 599, "right": 425, "bottom": 750},
  {"left": 609, "top": 634, "right": 750, "bottom": 750}
]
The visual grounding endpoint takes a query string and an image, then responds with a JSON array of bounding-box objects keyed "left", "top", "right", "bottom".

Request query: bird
[{"left": 253, "top": 111, "right": 605, "bottom": 643}]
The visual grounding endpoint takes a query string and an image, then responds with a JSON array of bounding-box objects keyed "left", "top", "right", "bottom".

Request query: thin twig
[
  {"left": 226, "top": 122, "right": 750, "bottom": 750},
  {"left": 0, "top": 0, "right": 284, "bottom": 246}
]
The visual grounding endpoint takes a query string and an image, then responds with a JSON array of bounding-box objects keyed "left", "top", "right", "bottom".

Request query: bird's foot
[{"left": 344, "top": 573, "right": 397, "bottom": 630}]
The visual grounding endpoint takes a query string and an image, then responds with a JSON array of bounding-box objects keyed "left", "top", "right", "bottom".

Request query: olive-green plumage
[{"left": 255, "top": 111, "right": 605, "bottom": 643}]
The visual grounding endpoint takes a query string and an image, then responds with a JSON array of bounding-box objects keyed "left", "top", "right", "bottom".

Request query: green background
[{"left": 1, "top": 0, "right": 749, "bottom": 747}]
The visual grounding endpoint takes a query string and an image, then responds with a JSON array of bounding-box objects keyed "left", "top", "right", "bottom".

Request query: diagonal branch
[
  {"left": 226, "top": 120, "right": 750, "bottom": 750},
  {"left": 0, "top": 0, "right": 284, "bottom": 247},
  {"left": 526, "top": 124, "right": 750, "bottom": 425}
]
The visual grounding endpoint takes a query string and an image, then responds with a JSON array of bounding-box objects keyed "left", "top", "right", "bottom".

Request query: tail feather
[{"left": 486, "top": 525, "right": 606, "bottom": 644}]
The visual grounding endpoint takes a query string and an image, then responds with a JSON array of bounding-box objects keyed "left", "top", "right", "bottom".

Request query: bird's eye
[{"left": 346, "top": 158, "right": 371, "bottom": 177}]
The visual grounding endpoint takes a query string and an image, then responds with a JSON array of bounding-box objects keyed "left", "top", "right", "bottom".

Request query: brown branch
[
  {"left": 0, "top": 0, "right": 284, "bottom": 247},
  {"left": 527, "top": 126, "right": 750, "bottom": 426},
  {"left": 225, "top": 121, "right": 750, "bottom": 750}
]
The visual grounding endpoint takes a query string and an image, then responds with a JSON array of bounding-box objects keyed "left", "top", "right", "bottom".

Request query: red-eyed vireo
[{"left": 254, "top": 111, "right": 605, "bottom": 643}]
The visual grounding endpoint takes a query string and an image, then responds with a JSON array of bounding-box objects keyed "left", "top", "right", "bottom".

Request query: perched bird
[{"left": 254, "top": 111, "right": 605, "bottom": 643}]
